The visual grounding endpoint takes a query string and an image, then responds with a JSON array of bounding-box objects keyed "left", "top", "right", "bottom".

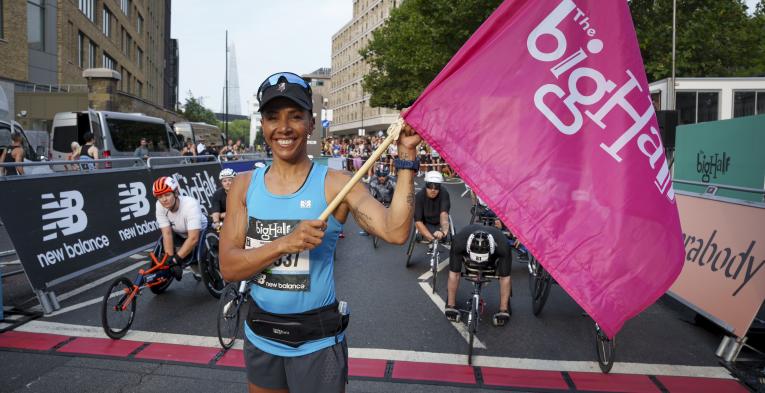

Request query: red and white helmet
[{"left": 152, "top": 176, "right": 179, "bottom": 197}]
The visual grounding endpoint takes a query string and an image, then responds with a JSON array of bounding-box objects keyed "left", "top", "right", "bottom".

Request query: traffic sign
[{"left": 322, "top": 120, "right": 330, "bottom": 128}]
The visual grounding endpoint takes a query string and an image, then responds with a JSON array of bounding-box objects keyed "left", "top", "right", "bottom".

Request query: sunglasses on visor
[{"left": 257, "top": 72, "right": 311, "bottom": 100}]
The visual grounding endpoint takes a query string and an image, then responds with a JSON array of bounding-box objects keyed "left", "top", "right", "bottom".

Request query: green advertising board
[{"left": 673, "top": 114, "right": 765, "bottom": 203}]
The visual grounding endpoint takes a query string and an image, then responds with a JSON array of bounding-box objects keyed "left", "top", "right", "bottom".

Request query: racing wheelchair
[
  {"left": 100, "top": 228, "right": 224, "bottom": 339},
  {"left": 404, "top": 215, "right": 455, "bottom": 294}
]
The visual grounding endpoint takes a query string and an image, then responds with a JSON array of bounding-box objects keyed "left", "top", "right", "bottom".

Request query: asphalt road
[{"left": 1, "top": 180, "right": 726, "bottom": 370}]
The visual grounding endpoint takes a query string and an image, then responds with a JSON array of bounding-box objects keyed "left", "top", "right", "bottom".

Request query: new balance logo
[
  {"left": 118, "top": 182, "right": 150, "bottom": 221},
  {"left": 300, "top": 200, "right": 312, "bottom": 209},
  {"left": 41, "top": 191, "right": 88, "bottom": 241}
]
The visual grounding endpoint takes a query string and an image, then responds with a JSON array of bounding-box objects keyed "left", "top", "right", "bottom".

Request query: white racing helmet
[
  {"left": 467, "top": 230, "right": 496, "bottom": 264},
  {"left": 424, "top": 171, "right": 444, "bottom": 184},
  {"left": 219, "top": 168, "right": 237, "bottom": 180}
]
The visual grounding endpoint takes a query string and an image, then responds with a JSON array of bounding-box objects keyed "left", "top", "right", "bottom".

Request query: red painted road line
[
  {"left": 482, "top": 367, "right": 569, "bottom": 390},
  {"left": 134, "top": 342, "right": 220, "bottom": 365},
  {"left": 216, "top": 349, "right": 245, "bottom": 368},
  {"left": 57, "top": 337, "right": 145, "bottom": 358},
  {"left": 0, "top": 331, "right": 70, "bottom": 351},
  {"left": 348, "top": 358, "right": 387, "bottom": 378},
  {"left": 568, "top": 372, "right": 661, "bottom": 393},
  {"left": 657, "top": 375, "right": 749, "bottom": 393},
  {"left": 392, "top": 361, "right": 476, "bottom": 385}
]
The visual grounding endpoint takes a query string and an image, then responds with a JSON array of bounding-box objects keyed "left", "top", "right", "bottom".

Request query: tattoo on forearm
[
  {"left": 406, "top": 191, "right": 415, "bottom": 207},
  {"left": 352, "top": 207, "right": 374, "bottom": 232},
  {"left": 440, "top": 215, "right": 449, "bottom": 233}
]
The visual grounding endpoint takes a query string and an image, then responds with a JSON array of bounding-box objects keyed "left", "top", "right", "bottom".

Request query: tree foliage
[
  {"left": 227, "top": 119, "right": 250, "bottom": 145},
  {"left": 361, "top": 0, "right": 502, "bottom": 109},
  {"left": 629, "top": 0, "right": 765, "bottom": 81},
  {"left": 181, "top": 92, "right": 219, "bottom": 125}
]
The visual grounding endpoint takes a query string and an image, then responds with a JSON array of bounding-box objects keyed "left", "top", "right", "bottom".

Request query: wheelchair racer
[
  {"left": 210, "top": 168, "right": 236, "bottom": 230},
  {"left": 414, "top": 171, "right": 451, "bottom": 243},
  {"left": 446, "top": 224, "right": 512, "bottom": 326},
  {"left": 369, "top": 164, "right": 396, "bottom": 206},
  {"left": 153, "top": 176, "right": 208, "bottom": 280}
]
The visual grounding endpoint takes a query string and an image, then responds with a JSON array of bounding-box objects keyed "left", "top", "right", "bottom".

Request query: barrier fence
[{"left": 0, "top": 155, "right": 270, "bottom": 314}]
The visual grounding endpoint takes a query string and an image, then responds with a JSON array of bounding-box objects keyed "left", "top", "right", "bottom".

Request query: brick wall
[{"left": 0, "top": 0, "right": 29, "bottom": 81}]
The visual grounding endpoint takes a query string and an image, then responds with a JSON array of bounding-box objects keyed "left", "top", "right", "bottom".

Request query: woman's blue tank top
[{"left": 243, "top": 163, "right": 344, "bottom": 356}]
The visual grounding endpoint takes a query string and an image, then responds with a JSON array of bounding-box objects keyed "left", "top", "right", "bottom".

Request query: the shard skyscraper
[{"left": 222, "top": 43, "right": 242, "bottom": 116}]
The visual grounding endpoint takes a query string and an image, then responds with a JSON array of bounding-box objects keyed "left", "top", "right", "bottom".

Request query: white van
[
  {"left": 173, "top": 122, "right": 225, "bottom": 148},
  {"left": 50, "top": 110, "right": 181, "bottom": 163},
  {"left": 0, "top": 120, "right": 52, "bottom": 175}
]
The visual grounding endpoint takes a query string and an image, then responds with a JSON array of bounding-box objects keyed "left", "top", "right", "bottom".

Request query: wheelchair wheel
[
  {"left": 595, "top": 324, "right": 615, "bottom": 373},
  {"left": 201, "top": 233, "right": 226, "bottom": 298},
  {"left": 217, "top": 283, "right": 243, "bottom": 349},
  {"left": 101, "top": 277, "right": 137, "bottom": 339},
  {"left": 430, "top": 254, "right": 438, "bottom": 294},
  {"left": 528, "top": 257, "right": 552, "bottom": 316},
  {"left": 467, "top": 295, "right": 479, "bottom": 365},
  {"left": 405, "top": 230, "right": 416, "bottom": 267}
]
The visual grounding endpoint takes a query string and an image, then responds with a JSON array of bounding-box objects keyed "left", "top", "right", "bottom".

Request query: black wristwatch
[{"left": 394, "top": 158, "right": 420, "bottom": 171}]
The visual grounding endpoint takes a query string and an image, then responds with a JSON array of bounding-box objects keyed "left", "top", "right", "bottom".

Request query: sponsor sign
[
  {"left": 0, "top": 163, "right": 220, "bottom": 290},
  {"left": 669, "top": 193, "right": 765, "bottom": 336}
]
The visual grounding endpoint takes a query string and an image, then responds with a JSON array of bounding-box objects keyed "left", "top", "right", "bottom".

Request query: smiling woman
[{"left": 219, "top": 71, "right": 421, "bottom": 393}]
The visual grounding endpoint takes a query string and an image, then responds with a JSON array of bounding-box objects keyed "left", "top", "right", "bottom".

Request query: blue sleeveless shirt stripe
[{"left": 243, "top": 163, "right": 344, "bottom": 356}]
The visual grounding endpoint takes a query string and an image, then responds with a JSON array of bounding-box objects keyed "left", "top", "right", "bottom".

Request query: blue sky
[{"left": 172, "top": 0, "right": 761, "bottom": 115}]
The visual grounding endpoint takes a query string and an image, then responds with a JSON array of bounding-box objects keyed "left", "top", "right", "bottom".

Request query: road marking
[
  {"left": 0, "top": 259, "right": 20, "bottom": 266},
  {"left": 416, "top": 257, "right": 486, "bottom": 349},
  {"left": 129, "top": 254, "right": 146, "bottom": 260},
  {"left": 14, "top": 320, "right": 732, "bottom": 379},
  {"left": 16, "top": 320, "right": 238, "bottom": 350}
]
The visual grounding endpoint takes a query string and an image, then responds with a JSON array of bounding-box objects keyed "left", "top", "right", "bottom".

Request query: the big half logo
[
  {"left": 118, "top": 182, "right": 150, "bottom": 221},
  {"left": 41, "top": 191, "right": 88, "bottom": 241}
]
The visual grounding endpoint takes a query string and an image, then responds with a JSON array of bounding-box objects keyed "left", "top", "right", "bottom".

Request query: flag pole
[
  {"left": 319, "top": 118, "right": 404, "bottom": 221},
  {"left": 670, "top": 0, "right": 676, "bottom": 110}
]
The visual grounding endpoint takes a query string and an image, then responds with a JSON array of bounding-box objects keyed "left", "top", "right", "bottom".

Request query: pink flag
[{"left": 404, "top": 0, "right": 684, "bottom": 337}]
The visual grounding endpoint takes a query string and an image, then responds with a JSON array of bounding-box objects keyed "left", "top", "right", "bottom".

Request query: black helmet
[
  {"left": 375, "top": 164, "right": 390, "bottom": 178},
  {"left": 467, "top": 230, "right": 495, "bottom": 264}
]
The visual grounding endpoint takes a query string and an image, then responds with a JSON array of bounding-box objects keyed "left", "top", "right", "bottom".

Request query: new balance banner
[
  {"left": 403, "top": 0, "right": 684, "bottom": 337},
  {"left": 0, "top": 163, "right": 220, "bottom": 290}
]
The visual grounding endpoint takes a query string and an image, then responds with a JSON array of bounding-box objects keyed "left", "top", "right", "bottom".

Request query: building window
[
  {"left": 120, "top": 0, "right": 130, "bottom": 17},
  {"left": 27, "top": 0, "right": 45, "bottom": 51},
  {"left": 77, "top": 31, "right": 84, "bottom": 67},
  {"left": 79, "top": 0, "right": 95, "bottom": 22},
  {"left": 102, "top": 52, "right": 116, "bottom": 70},
  {"left": 136, "top": 81, "right": 142, "bottom": 97},
  {"left": 88, "top": 40, "right": 97, "bottom": 68},
  {"left": 733, "top": 91, "right": 765, "bottom": 118},
  {"left": 121, "top": 28, "right": 132, "bottom": 58},
  {"left": 137, "top": 15, "right": 143, "bottom": 34},
  {"left": 102, "top": 7, "right": 112, "bottom": 37},
  {"left": 1, "top": 0, "right": 4, "bottom": 40},
  {"left": 137, "top": 47, "right": 143, "bottom": 69},
  {"left": 676, "top": 91, "right": 719, "bottom": 125}
]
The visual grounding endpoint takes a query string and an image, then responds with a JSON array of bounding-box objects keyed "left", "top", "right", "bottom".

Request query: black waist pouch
[{"left": 246, "top": 299, "right": 350, "bottom": 348}]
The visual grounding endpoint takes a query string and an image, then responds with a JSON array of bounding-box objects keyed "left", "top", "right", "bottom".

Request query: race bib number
[{"left": 245, "top": 218, "right": 310, "bottom": 291}]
